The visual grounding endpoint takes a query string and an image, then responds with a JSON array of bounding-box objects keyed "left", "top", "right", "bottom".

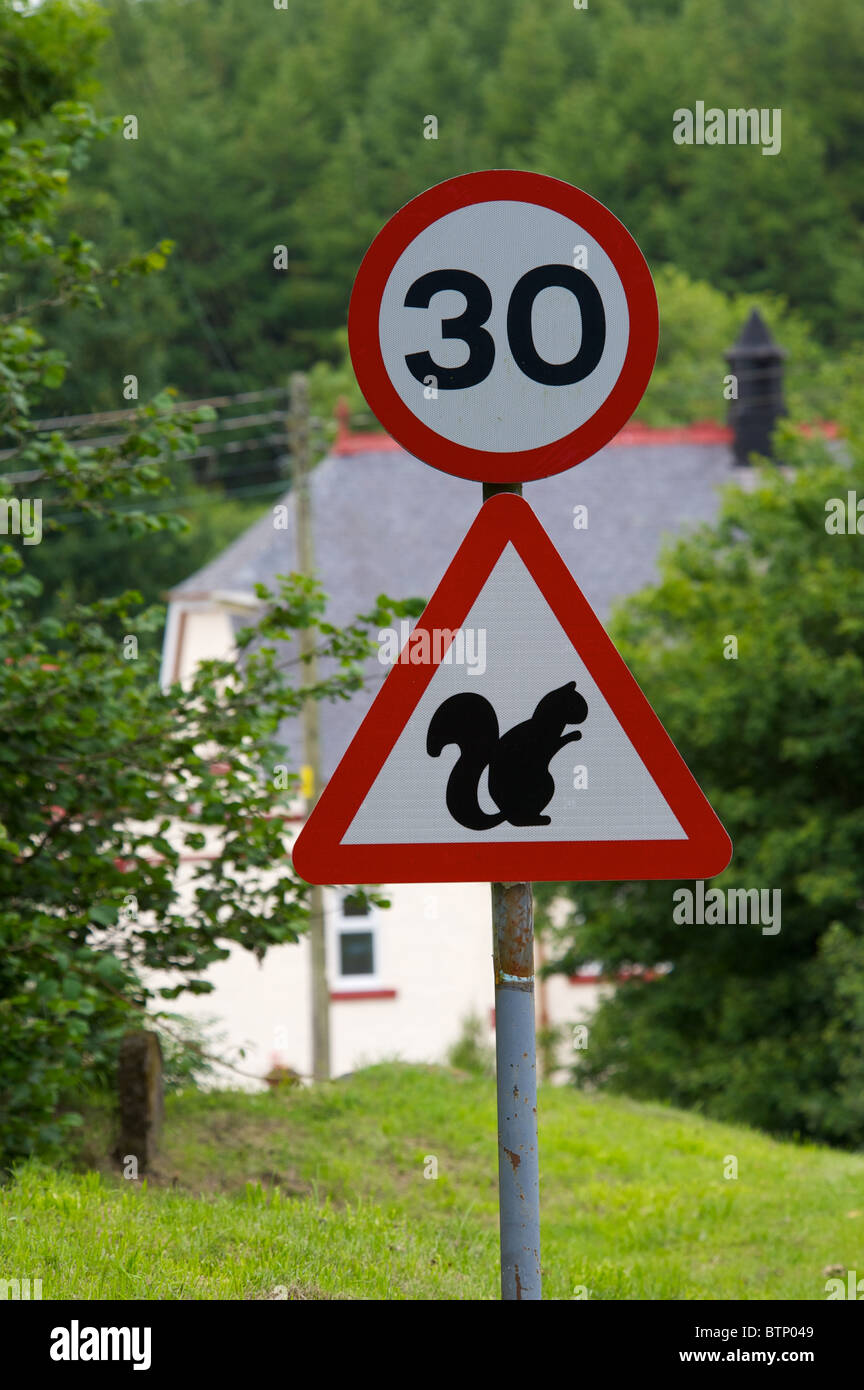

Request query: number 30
[{"left": 404, "top": 264, "right": 606, "bottom": 390}]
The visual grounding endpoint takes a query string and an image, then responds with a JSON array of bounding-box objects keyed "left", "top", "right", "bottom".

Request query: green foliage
[
  {"left": 0, "top": 4, "right": 283, "bottom": 628},
  {"left": 307, "top": 328, "right": 368, "bottom": 440},
  {"left": 644, "top": 267, "right": 863, "bottom": 427},
  {"left": 0, "top": 50, "right": 414, "bottom": 1166},
  {"left": 41, "top": 0, "right": 864, "bottom": 413},
  {"left": 17, "top": 471, "right": 268, "bottom": 646},
  {"left": 0, "top": 0, "right": 106, "bottom": 122},
  {"left": 538, "top": 407, "right": 864, "bottom": 1146},
  {"left": 0, "top": 529, "right": 410, "bottom": 1162},
  {"left": 6, "top": 0, "right": 861, "bottom": 631}
]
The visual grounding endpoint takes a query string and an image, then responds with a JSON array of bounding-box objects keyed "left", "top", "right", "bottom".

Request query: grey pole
[
  {"left": 483, "top": 481, "right": 541, "bottom": 1301},
  {"left": 492, "top": 880, "right": 541, "bottom": 1299}
]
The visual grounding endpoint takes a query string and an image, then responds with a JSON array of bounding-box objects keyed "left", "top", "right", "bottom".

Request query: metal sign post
[
  {"left": 491, "top": 879, "right": 541, "bottom": 1299},
  {"left": 482, "top": 480, "right": 541, "bottom": 1300}
]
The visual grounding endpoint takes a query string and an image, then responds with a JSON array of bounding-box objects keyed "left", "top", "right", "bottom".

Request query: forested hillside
[{"left": 45, "top": 0, "right": 864, "bottom": 417}]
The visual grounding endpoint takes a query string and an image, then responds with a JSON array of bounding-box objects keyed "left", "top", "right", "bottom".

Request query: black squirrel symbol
[{"left": 426, "top": 681, "right": 588, "bottom": 830}]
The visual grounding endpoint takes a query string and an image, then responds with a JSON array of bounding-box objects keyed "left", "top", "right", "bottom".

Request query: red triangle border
[{"left": 292, "top": 494, "right": 732, "bottom": 884}]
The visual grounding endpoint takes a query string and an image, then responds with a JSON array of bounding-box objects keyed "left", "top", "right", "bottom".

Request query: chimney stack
[{"left": 725, "top": 308, "right": 786, "bottom": 465}]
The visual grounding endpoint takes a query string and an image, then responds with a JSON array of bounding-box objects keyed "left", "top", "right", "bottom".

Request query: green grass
[{"left": 2, "top": 1062, "right": 863, "bottom": 1299}]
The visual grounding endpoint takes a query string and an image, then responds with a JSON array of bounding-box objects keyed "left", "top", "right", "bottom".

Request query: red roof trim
[{"left": 332, "top": 416, "right": 839, "bottom": 456}]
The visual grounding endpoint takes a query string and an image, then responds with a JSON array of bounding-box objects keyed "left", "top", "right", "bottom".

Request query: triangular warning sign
[{"left": 292, "top": 494, "right": 732, "bottom": 884}]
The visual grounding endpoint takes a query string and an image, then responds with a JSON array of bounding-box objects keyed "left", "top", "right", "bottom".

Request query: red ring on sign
[{"left": 348, "top": 170, "right": 659, "bottom": 483}]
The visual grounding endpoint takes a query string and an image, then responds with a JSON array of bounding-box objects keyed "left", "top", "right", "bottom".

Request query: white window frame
[{"left": 329, "top": 889, "right": 383, "bottom": 992}]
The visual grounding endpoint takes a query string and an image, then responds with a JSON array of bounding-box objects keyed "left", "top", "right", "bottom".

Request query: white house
[{"left": 160, "top": 417, "right": 742, "bottom": 1084}]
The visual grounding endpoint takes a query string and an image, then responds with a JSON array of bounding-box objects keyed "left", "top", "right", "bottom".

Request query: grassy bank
[{"left": 2, "top": 1063, "right": 862, "bottom": 1299}]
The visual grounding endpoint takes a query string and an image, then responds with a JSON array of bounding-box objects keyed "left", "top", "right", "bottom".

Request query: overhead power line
[{"left": 0, "top": 385, "right": 333, "bottom": 497}]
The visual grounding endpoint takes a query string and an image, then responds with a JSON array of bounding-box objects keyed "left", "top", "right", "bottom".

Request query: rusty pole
[{"left": 483, "top": 481, "right": 541, "bottom": 1301}]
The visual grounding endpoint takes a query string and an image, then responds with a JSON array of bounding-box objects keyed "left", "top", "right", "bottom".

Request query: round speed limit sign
[{"left": 348, "top": 170, "right": 658, "bottom": 483}]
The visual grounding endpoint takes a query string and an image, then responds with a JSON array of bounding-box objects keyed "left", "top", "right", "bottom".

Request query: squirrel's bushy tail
[{"left": 426, "top": 692, "right": 505, "bottom": 830}]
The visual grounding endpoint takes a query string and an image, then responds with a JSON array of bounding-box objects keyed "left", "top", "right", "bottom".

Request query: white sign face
[
  {"left": 348, "top": 171, "right": 659, "bottom": 482},
  {"left": 378, "top": 200, "right": 630, "bottom": 454},
  {"left": 343, "top": 543, "right": 685, "bottom": 846}
]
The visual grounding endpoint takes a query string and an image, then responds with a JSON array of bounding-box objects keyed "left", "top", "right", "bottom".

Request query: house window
[
  {"left": 332, "top": 891, "right": 382, "bottom": 991},
  {"left": 339, "top": 928, "right": 374, "bottom": 977}
]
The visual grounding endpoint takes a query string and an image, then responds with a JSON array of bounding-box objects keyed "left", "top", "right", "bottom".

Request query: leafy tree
[
  {"left": 538, "top": 411, "right": 864, "bottom": 1146},
  {"left": 0, "top": 13, "right": 422, "bottom": 1164},
  {"left": 0, "top": 530, "right": 415, "bottom": 1163},
  {"left": 0, "top": 0, "right": 106, "bottom": 121},
  {"left": 15, "top": 459, "right": 271, "bottom": 643},
  {"left": 0, "top": 1, "right": 280, "bottom": 628}
]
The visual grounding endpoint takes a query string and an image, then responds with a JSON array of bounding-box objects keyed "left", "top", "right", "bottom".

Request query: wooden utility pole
[{"left": 290, "top": 373, "right": 330, "bottom": 1082}]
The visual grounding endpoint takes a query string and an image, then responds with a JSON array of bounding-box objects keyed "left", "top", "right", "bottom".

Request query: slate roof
[{"left": 170, "top": 439, "right": 743, "bottom": 778}]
